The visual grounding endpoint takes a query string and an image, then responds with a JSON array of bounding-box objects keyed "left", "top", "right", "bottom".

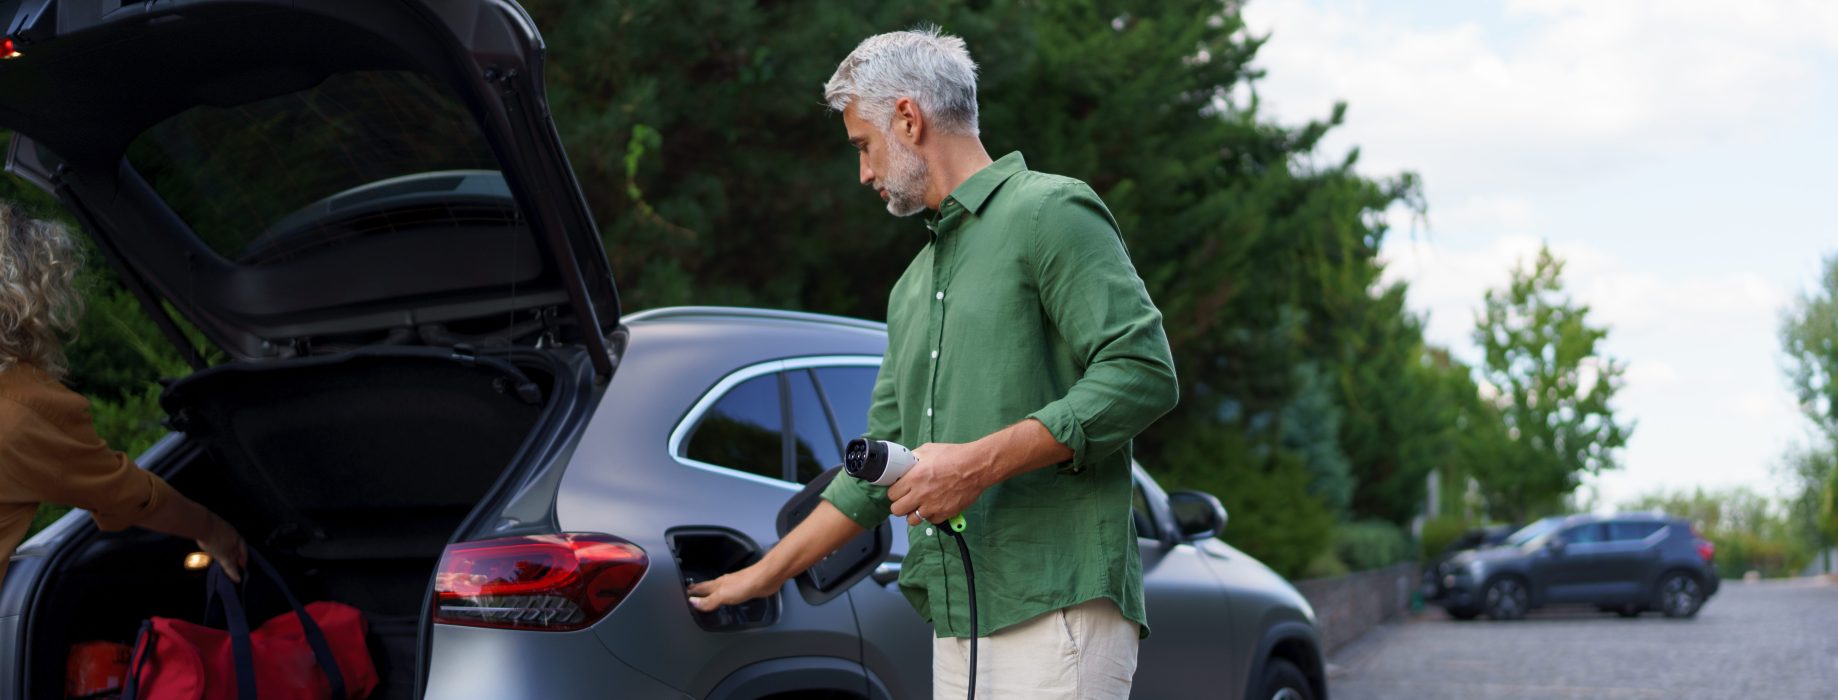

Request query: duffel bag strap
[
  {"left": 207, "top": 565, "right": 260, "bottom": 699},
  {"left": 245, "top": 550, "right": 348, "bottom": 700},
  {"left": 120, "top": 620, "right": 156, "bottom": 700}
]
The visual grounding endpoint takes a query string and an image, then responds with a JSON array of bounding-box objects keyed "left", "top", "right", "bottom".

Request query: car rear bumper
[{"left": 423, "top": 623, "right": 690, "bottom": 699}]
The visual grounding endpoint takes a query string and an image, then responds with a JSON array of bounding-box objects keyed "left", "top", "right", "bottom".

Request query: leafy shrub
[
  {"left": 1419, "top": 515, "right": 1470, "bottom": 561},
  {"left": 1302, "top": 550, "right": 1351, "bottom": 579},
  {"left": 1334, "top": 519, "right": 1413, "bottom": 572}
]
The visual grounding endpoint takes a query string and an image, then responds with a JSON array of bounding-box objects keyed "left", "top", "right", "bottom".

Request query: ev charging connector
[{"left": 843, "top": 438, "right": 976, "bottom": 698}]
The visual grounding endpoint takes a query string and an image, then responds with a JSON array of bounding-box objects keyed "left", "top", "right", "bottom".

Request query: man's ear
[{"left": 893, "top": 97, "right": 924, "bottom": 145}]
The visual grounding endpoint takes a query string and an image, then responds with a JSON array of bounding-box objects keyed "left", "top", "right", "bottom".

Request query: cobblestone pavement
[{"left": 1325, "top": 577, "right": 1838, "bottom": 700}]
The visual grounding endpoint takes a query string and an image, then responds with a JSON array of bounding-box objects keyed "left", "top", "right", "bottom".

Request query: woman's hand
[
  {"left": 686, "top": 566, "right": 778, "bottom": 612},
  {"left": 196, "top": 515, "right": 248, "bottom": 583}
]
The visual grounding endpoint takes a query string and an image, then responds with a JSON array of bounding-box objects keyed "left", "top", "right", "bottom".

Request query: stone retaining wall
[{"left": 1293, "top": 562, "right": 1419, "bottom": 654}]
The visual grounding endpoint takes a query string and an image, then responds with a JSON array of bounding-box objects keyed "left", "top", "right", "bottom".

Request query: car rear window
[
  {"left": 684, "top": 374, "right": 785, "bottom": 481},
  {"left": 127, "top": 70, "right": 506, "bottom": 262}
]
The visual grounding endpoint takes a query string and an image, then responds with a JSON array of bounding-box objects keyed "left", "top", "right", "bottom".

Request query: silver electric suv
[{"left": 0, "top": 2, "right": 1326, "bottom": 697}]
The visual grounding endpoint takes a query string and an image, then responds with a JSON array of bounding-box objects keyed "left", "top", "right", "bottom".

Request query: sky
[{"left": 1239, "top": 0, "right": 1838, "bottom": 508}]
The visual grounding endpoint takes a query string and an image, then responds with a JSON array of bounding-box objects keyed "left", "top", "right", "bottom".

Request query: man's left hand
[{"left": 888, "top": 442, "right": 991, "bottom": 526}]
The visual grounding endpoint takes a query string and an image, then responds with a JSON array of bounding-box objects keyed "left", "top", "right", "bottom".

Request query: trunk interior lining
[{"left": 28, "top": 352, "right": 554, "bottom": 700}]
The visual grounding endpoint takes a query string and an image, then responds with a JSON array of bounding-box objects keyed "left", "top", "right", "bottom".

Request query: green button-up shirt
[{"left": 821, "top": 152, "right": 1178, "bottom": 639}]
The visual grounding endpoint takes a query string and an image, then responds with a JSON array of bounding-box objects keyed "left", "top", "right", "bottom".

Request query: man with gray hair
[{"left": 688, "top": 26, "right": 1178, "bottom": 699}]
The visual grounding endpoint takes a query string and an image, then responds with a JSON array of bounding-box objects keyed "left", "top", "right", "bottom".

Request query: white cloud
[
  {"left": 1243, "top": 0, "right": 1838, "bottom": 185},
  {"left": 1430, "top": 194, "right": 1537, "bottom": 235},
  {"left": 1243, "top": 0, "right": 1835, "bottom": 505},
  {"left": 1381, "top": 232, "right": 1789, "bottom": 354},
  {"left": 1738, "top": 392, "right": 1796, "bottom": 419},
  {"left": 1627, "top": 361, "right": 1678, "bottom": 388}
]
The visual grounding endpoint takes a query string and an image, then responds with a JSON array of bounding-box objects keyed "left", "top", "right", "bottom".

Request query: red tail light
[
  {"left": 1690, "top": 525, "right": 1715, "bottom": 563},
  {"left": 433, "top": 533, "right": 647, "bottom": 631}
]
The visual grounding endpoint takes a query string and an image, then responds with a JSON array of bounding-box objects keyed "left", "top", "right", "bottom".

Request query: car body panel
[
  {"left": 545, "top": 309, "right": 1321, "bottom": 698},
  {"left": 549, "top": 311, "right": 886, "bottom": 696},
  {"left": 423, "top": 624, "right": 691, "bottom": 699}
]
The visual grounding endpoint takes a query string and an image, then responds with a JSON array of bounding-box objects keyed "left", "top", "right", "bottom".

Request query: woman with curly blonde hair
[{"left": 0, "top": 201, "right": 246, "bottom": 583}]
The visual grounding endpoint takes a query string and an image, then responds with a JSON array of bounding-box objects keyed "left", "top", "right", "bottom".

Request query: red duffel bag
[{"left": 122, "top": 550, "right": 378, "bottom": 700}]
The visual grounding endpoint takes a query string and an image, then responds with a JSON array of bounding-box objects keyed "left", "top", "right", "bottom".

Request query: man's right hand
[{"left": 687, "top": 567, "right": 778, "bottom": 612}]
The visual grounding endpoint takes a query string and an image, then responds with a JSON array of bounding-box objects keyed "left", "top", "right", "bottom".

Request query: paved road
[{"left": 1327, "top": 578, "right": 1838, "bottom": 700}]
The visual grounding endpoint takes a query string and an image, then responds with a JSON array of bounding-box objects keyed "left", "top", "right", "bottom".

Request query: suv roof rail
[{"left": 621, "top": 305, "right": 887, "bottom": 333}]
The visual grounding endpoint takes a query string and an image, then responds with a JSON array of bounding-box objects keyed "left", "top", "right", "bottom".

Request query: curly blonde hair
[{"left": 0, "top": 202, "right": 84, "bottom": 379}]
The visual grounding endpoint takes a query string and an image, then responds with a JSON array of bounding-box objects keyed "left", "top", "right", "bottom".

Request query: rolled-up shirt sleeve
[
  {"left": 1024, "top": 182, "right": 1179, "bottom": 474},
  {"left": 0, "top": 397, "right": 176, "bottom": 532},
  {"left": 820, "top": 474, "right": 893, "bottom": 532}
]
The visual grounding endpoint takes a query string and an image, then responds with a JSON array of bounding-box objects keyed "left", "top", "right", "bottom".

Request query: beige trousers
[{"left": 931, "top": 597, "right": 1140, "bottom": 700}]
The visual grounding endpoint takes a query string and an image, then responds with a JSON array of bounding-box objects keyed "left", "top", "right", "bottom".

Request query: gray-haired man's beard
[{"left": 881, "top": 138, "right": 930, "bottom": 218}]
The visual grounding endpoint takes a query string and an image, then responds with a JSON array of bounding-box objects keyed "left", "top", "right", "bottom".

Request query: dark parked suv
[{"left": 1436, "top": 514, "right": 1720, "bottom": 621}]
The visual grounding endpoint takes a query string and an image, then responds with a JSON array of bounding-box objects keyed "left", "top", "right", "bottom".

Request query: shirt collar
[{"left": 944, "top": 152, "right": 1028, "bottom": 215}]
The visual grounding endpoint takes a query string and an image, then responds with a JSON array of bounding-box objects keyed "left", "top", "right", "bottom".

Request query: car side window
[
  {"left": 1563, "top": 523, "right": 1607, "bottom": 544},
  {"left": 1608, "top": 521, "right": 1663, "bottom": 542},
  {"left": 813, "top": 366, "right": 878, "bottom": 442},
  {"left": 683, "top": 374, "right": 785, "bottom": 481},
  {"left": 788, "top": 370, "right": 844, "bottom": 484}
]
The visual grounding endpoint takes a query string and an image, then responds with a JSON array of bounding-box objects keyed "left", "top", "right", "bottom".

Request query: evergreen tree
[{"left": 9, "top": 2, "right": 1466, "bottom": 574}]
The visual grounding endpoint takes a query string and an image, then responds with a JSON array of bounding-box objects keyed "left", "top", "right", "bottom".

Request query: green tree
[
  {"left": 1778, "top": 253, "right": 1838, "bottom": 571},
  {"left": 1776, "top": 442, "right": 1836, "bottom": 572},
  {"left": 1472, "top": 246, "right": 1632, "bottom": 521},
  {"left": 520, "top": 0, "right": 1428, "bottom": 575},
  {"left": 1823, "top": 457, "right": 1838, "bottom": 549},
  {"left": 1281, "top": 361, "right": 1353, "bottom": 516},
  {"left": 1781, "top": 254, "right": 1838, "bottom": 437},
  {"left": 15, "top": 2, "right": 1447, "bottom": 577}
]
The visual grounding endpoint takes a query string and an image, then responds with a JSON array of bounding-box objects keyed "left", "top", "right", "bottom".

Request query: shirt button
[
  {"left": 926, "top": 528, "right": 934, "bottom": 536},
  {"left": 926, "top": 408, "right": 934, "bottom": 417},
  {"left": 935, "top": 291, "right": 944, "bottom": 300},
  {"left": 931, "top": 350, "right": 939, "bottom": 359}
]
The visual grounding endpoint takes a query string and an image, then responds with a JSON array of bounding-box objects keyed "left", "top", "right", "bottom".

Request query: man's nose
[{"left": 859, "top": 158, "right": 874, "bottom": 187}]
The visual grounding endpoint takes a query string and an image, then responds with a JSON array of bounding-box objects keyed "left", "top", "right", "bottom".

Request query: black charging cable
[{"left": 944, "top": 528, "right": 977, "bottom": 700}]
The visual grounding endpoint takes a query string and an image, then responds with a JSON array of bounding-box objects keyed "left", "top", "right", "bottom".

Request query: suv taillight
[
  {"left": 433, "top": 533, "right": 647, "bottom": 631},
  {"left": 1690, "top": 526, "right": 1715, "bottom": 563}
]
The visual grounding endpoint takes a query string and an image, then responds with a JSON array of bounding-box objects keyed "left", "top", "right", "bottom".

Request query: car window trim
[
  {"left": 805, "top": 368, "right": 848, "bottom": 455},
  {"left": 669, "top": 355, "right": 882, "bottom": 491},
  {"left": 777, "top": 371, "right": 796, "bottom": 481}
]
